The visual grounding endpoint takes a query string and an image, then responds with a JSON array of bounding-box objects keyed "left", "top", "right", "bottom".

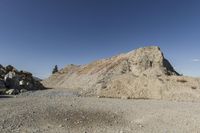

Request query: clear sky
[{"left": 1, "top": 0, "right": 200, "bottom": 78}]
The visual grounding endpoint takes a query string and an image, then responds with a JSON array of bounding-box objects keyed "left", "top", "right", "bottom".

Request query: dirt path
[{"left": 1, "top": 89, "right": 200, "bottom": 133}]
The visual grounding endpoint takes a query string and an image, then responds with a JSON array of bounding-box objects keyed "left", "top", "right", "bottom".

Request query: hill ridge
[{"left": 42, "top": 46, "right": 200, "bottom": 102}]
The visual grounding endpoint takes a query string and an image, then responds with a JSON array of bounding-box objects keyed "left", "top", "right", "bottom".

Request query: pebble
[
  {"left": 139, "top": 124, "right": 143, "bottom": 128},
  {"left": 58, "top": 124, "right": 64, "bottom": 128}
]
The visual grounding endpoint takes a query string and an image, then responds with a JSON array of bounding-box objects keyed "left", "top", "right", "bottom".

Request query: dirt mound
[{"left": 42, "top": 46, "right": 200, "bottom": 101}]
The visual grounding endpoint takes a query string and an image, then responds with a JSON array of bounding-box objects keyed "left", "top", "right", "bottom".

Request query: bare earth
[
  {"left": 1, "top": 89, "right": 200, "bottom": 133},
  {"left": 42, "top": 46, "right": 200, "bottom": 102}
]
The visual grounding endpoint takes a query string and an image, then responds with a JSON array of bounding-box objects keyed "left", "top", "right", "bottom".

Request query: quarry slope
[{"left": 42, "top": 46, "right": 200, "bottom": 102}]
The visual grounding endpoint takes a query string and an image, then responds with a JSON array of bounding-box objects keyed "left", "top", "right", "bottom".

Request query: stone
[
  {"left": 20, "top": 89, "right": 27, "bottom": 93},
  {"left": 0, "top": 80, "right": 6, "bottom": 94},
  {"left": 58, "top": 124, "right": 64, "bottom": 128},
  {"left": 4, "top": 71, "right": 19, "bottom": 89},
  {"left": 26, "top": 82, "right": 34, "bottom": 90},
  {"left": 5, "top": 89, "right": 19, "bottom": 95},
  {"left": 121, "top": 96, "right": 129, "bottom": 100},
  {"left": 19, "top": 80, "right": 25, "bottom": 86},
  {"left": 4, "top": 71, "right": 16, "bottom": 81},
  {"left": 5, "top": 65, "right": 14, "bottom": 73},
  {"left": 138, "top": 124, "right": 144, "bottom": 128},
  {"left": 0, "top": 64, "right": 46, "bottom": 95},
  {"left": 0, "top": 80, "right": 5, "bottom": 88},
  {"left": 0, "top": 65, "right": 6, "bottom": 79}
]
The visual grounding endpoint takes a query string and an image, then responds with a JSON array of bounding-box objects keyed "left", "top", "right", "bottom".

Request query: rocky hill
[
  {"left": 0, "top": 65, "right": 45, "bottom": 95},
  {"left": 42, "top": 46, "right": 200, "bottom": 102}
]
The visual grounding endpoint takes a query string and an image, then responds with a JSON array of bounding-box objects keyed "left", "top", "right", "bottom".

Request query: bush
[{"left": 52, "top": 65, "right": 58, "bottom": 74}]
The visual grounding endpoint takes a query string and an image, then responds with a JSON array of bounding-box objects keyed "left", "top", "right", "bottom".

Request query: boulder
[
  {"left": 0, "top": 65, "right": 6, "bottom": 79},
  {"left": 0, "top": 80, "right": 5, "bottom": 88},
  {"left": 0, "top": 80, "right": 6, "bottom": 94},
  {"left": 4, "top": 71, "right": 19, "bottom": 89},
  {"left": 0, "top": 64, "right": 46, "bottom": 95},
  {"left": 4, "top": 71, "right": 16, "bottom": 80},
  {"left": 20, "top": 89, "right": 27, "bottom": 93},
  {"left": 5, "top": 89, "right": 19, "bottom": 95},
  {"left": 5, "top": 65, "right": 14, "bottom": 73}
]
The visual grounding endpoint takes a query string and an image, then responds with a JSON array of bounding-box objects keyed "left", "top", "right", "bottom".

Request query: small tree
[{"left": 52, "top": 65, "right": 58, "bottom": 74}]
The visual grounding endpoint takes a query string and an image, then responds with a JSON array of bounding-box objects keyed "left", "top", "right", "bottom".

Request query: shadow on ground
[
  {"left": 0, "top": 95, "right": 13, "bottom": 98},
  {"left": 44, "top": 107, "right": 125, "bottom": 129}
]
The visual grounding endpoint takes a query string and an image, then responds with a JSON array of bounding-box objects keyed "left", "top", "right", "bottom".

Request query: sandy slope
[
  {"left": 1, "top": 89, "right": 200, "bottom": 133},
  {"left": 42, "top": 46, "right": 200, "bottom": 102}
]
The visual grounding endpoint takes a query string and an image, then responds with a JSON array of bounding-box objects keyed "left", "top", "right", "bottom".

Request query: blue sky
[{"left": 0, "top": 0, "right": 200, "bottom": 78}]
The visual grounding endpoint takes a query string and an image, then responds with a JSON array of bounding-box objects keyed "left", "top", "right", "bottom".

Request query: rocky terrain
[
  {"left": 2, "top": 46, "right": 200, "bottom": 133},
  {"left": 0, "top": 65, "right": 45, "bottom": 95},
  {"left": 42, "top": 46, "right": 200, "bottom": 102},
  {"left": 1, "top": 88, "right": 200, "bottom": 133}
]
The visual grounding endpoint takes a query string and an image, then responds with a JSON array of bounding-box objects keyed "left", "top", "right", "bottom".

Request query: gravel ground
[{"left": 1, "top": 89, "right": 200, "bottom": 133}]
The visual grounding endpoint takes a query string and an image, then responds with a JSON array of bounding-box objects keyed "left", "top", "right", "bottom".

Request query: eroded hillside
[{"left": 42, "top": 46, "right": 200, "bottom": 102}]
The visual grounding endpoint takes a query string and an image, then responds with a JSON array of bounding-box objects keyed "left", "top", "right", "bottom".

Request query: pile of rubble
[
  {"left": 0, "top": 65, "right": 45, "bottom": 95},
  {"left": 42, "top": 46, "right": 200, "bottom": 102}
]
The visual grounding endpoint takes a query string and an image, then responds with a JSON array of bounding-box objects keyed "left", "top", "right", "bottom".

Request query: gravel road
[{"left": 1, "top": 89, "right": 200, "bottom": 133}]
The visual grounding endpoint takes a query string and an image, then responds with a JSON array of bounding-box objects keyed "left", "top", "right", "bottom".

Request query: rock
[
  {"left": 138, "top": 124, "right": 144, "bottom": 128},
  {"left": 5, "top": 89, "right": 19, "bottom": 95},
  {"left": 0, "top": 80, "right": 5, "bottom": 88},
  {"left": 4, "top": 71, "right": 16, "bottom": 81},
  {"left": 0, "top": 65, "right": 6, "bottom": 79},
  {"left": 0, "top": 80, "right": 6, "bottom": 94},
  {"left": 58, "top": 124, "right": 64, "bottom": 128},
  {"left": 5, "top": 65, "right": 14, "bottom": 73},
  {"left": 19, "top": 80, "right": 25, "bottom": 86},
  {"left": 19, "top": 70, "right": 32, "bottom": 77},
  {"left": 33, "top": 76, "right": 42, "bottom": 81},
  {"left": 20, "top": 89, "right": 27, "bottom": 93},
  {"left": 26, "top": 82, "right": 34, "bottom": 90},
  {"left": 121, "top": 96, "right": 129, "bottom": 100},
  {"left": 0, "top": 64, "right": 46, "bottom": 95},
  {"left": 4, "top": 71, "right": 19, "bottom": 89}
]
